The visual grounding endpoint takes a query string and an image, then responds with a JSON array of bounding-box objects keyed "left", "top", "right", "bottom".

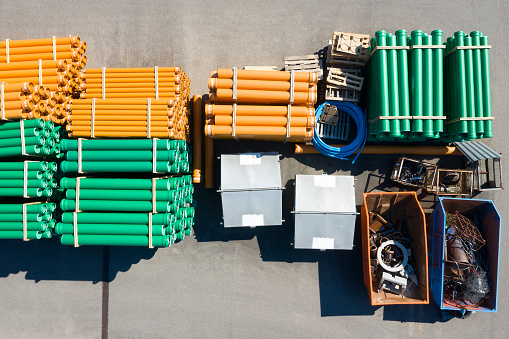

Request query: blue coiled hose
[{"left": 312, "top": 101, "right": 367, "bottom": 163}]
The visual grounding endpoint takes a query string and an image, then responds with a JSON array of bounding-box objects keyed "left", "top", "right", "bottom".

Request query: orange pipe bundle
[{"left": 205, "top": 69, "right": 316, "bottom": 142}]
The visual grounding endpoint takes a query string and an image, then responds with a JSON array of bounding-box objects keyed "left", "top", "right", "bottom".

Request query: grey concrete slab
[{"left": 0, "top": 0, "right": 508, "bottom": 338}]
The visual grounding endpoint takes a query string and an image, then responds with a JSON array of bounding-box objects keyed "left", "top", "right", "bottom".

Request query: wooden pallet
[
  {"left": 325, "top": 85, "right": 360, "bottom": 103},
  {"left": 284, "top": 55, "right": 323, "bottom": 79},
  {"left": 327, "top": 42, "right": 367, "bottom": 67},
  {"left": 327, "top": 68, "right": 364, "bottom": 91},
  {"left": 332, "top": 32, "right": 370, "bottom": 59}
]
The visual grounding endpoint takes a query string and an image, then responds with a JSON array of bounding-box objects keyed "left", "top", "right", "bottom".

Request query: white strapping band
[
  {"left": 154, "top": 66, "right": 159, "bottom": 100},
  {"left": 91, "top": 98, "right": 96, "bottom": 138},
  {"left": 101, "top": 67, "right": 106, "bottom": 99},
  {"left": 147, "top": 98, "right": 151, "bottom": 138}
]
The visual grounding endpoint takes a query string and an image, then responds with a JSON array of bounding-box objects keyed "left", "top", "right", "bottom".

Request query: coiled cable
[{"left": 312, "top": 101, "right": 367, "bottom": 163}]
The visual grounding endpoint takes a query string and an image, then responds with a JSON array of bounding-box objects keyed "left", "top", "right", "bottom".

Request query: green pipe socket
[
  {"left": 168, "top": 202, "right": 179, "bottom": 214},
  {"left": 178, "top": 140, "right": 188, "bottom": 151},
  {"left": 0, "top": 119, "right": 45, "bottom": 131},
  {"left": 431, "top": 30, "right": 444, "bottom": 135},
  {"left": 0, "top": 136, "right": 46, "bottom": 148},
  {"left": 59, "top": 139, "right": 171, "bottom": 152},
  {"left": 463, "top": 36, "right": 477, "bottom": 139},
  {"left": 181, "top": 207, "right": 195, "bottom": 218},
  {"left": 41, "top": 230, "right": 52, "bottom": 239},
  {"left": 0, "top": 203, "right": 47, "bottom": 214},
  {"left": 47, "top": 203, "right": 56, "bottom": 212},
  {"left": 470, "top": 31, "right": 484, "bottom": 136},
  {"left": 0, "top": 144, "right": 50, "bottom": 158},
  {"left": 60, "top": 177, "right": 173, "bottom": 191},
  {"left": 0, "top": 213, "right": 49, "bottom": 222},
  {"left": 60, "top": 161, "right": 172, "bottom": 173},
  {"left": 48, "top": 179, "right": 58, "bottom": 188},
  {"left": 454, "top": 31, "right": 468, "bottom": 134},
  {"left": 183, "top": 227, "right": 192, "bottom": 236},
  {"left": 60, "top": 199, "right": 170, "bottom": 213},
  {"left": 48, "top": 162, "right": 58, "bottom": 172},
  {"left": 0, "top": 221, "right": 48, "bottom": 231},
  {"left": 0, "top": 161, "right": 48, "bottom": 171},
  {"left": 410, "top": 30, "right": 423, "bottom": 134},
  {"left": 395, "top": 30, "right": 411, "bottom": 133},
  {"left": 65, "top": 189, "right": 178, "bottom": 202},
  {"left": 480, "top": 35, "right": 492, "bottom": 138},
  {"left": 422, "top": 34, "right": 434, "bottom": 138},
  {"left": 375, "top": 30, "right": 390, "bottom": 135},
  {"left": 0, "top": 231, "right": 42, "bottom": 240},
  {"left": 43, "top": 120, "right": 54, "bottom": 131},
  {"left": 65, "top": 150, "right": 179, "bottom": 162},
  {"left": 40, "top": 171, "right": 54, "bottom": 180},
  {"left": 60, "top": 234, "right": 171, "bottom": 247},
  {"left": 184, "top": 217, "right": 195, "bottom": 227},
  {"left": 61, "top": 212, "right": 171, "bottom": 225},
  {"left": 0, "top": 127, "right": 44, "bottom": 139},
  {"left": 0, "top": 170, "right": 45, "bottom": 180},
  {"left": 49, "top": 145, "right": 60, "bottom": 156},
  {"left": 0, "top": 179, "right": 48, "bottom": 188},
  {"left": 45, "top": 137, "right": 56, "bottom": 148},
  {"left": 179, "top": 151, "right": 189, "bottom": 162},
  {"left": 0, "top": 187, "right": 49, "bottom": 197},
  {"left": 174, "top": 231, "right": 185, "bottom": 241},
  {"left": 48, "top": 219, "right": 56, "bottom": 229},
  {"left": 55, "top": 223, "right": 165, "bottom": 236}
]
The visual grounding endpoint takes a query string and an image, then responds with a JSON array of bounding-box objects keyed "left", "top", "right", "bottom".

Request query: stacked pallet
[
  {"left": 325, "top": 68, "right": 364, "bottom": 103},
  {"left": 0, "top": 119, "right": 60, "bottom": 157},
  {"left": 444, "top": 31, "right": 492, "bottom": 141},
  {"left": 284, "top": 55, "right": 323, "bottom": 80},
  {"left": 57, "top": 176, "right": 194, "bottom": 247},
  {"left": 68, "top": 67, "right": 190, "bottom": 140},
  {"left": 58, "top": 139, "right": 191, "bottom": 174},
  {"left": 0, "top": 36, "right": 87, "bottom": 124},
  {"left": 205, "top": 68, "right": 317, "bottom": 142},
  {"left": 0, "top": 202, "right": 56, "bottom": 240}
]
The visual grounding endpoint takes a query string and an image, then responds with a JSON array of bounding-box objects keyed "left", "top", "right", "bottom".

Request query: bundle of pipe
[
  {"left": 0, "top": 202, "right": 56, "bottom": 240},
  {"left": 58, "top": 139, "right": 191, "bottom": 174},
  {"left": 67, "top": 98, "right": 189, "bottom": 140},
  {"left": 0, "top": 161, "right": 57, "bottom": 198},
  {"left": 204, "top": 68, "right": 317, "bottom": 142},
  {"left": 0, "top": 36, "right": 86, "bottom": 105},
  {"left": 443, "top": 31, "right": 492, "bottom": 141},
  {"left": 367, "top": 30, "right": 447, "bottom": 142},
  {"left": 0, "top": 119, "right": 61, "bottom": 157},
  {"left": 57, "top": 176, "right": 194, "bottom": 247}
]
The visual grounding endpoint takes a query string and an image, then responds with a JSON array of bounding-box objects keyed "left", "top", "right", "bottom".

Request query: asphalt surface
[{"left": 0, "top": 0, "right": 508, "bottom": 338}]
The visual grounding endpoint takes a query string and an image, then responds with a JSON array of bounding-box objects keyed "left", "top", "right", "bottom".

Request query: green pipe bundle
[
  {"left": 59, "top": 139, "right": 191, "bottom": 174},
  {"left": 0, "top": 119, "right": 62, "bottom": 158},
  {"left": 367, "top": 30, "right": 445, "bottom": 142},
  {"left": 58, "top": 175, "right": 194, "bottom": 247},
  {"left": 0, "top": 202, "right": 56, "bottom": 240},
  {"left": 444, "top": 31, "right": 492, "bottom": 141},
  {"left": 0, "top": 161, "right": 57, "bottom": 198}
]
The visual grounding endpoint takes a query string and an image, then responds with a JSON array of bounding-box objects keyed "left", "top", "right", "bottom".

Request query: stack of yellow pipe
[
  {"left": 205, "top": 69, "right": 317, "bottom": 142},
  {"left": 68, "top": 67, "right": 190, "bottom": 140}
]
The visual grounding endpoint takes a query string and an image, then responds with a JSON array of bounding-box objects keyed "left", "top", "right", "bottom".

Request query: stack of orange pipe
[
  {"left": 205, "top": 69, "right": 317, "bottom": 142},
  {"left": 69, "top": 66, "right": 190, "bottom": 140}
]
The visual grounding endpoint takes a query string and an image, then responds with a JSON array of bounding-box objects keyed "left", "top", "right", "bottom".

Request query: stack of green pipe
[
  {"left": 0, "top": 202, "right": 56, "bottom": 240},
  {"left": 59, "top": 139, "right": 191, "bottom": 174},
  {"left": 0, "top": 119, "right": 60, "bottom": 157},
  {"left": 444, "top": 31, "right": 492, "bottom": 141},
  {"left": 57, "top": 175, "right": 194, "bottom": 247},
  {"left": 367, "top": 29, "right": 445, "bottom": 142},
  {"left": 0, "top": 161, "right": 57, "bottom": 198}
]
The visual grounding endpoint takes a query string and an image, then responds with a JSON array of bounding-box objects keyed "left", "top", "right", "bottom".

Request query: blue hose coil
[{"left": 312, "top": 101, "right": 367, "bottom": 163}]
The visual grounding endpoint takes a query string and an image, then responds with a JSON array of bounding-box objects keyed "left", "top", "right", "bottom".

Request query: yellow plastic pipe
[
  {"left": 192, "top": 95, "right": 203, "bottom": 183},
  {"left": 294, "top": 144, "right": 463, "bottom": 155},
  {"left": 210, "top": 88, "right": 316, "bottom": 105},
  {"left": 215, "top": 69, "right": 318, "bottom": 84},
  {"left": 209, "top": 78, "right": 312, "bottom": 92}
]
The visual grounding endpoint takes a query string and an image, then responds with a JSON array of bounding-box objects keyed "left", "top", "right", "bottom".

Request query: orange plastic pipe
[
  {"left": 0, "top": 37, "right": 80, "bottom": 48},
  {"left": 205, "top": 125, "right": 312, "bottom": 142},
  {"left": 70, "top": 115, "right": 169, "bottom": 121},
  {"left": 0, "top": 52, "right": 80, "bottom": 63},
  {"left": 1, "top": 82, "right": 34, "bottom": 93},
  {"left": 74, "top": 98, "right": 172, "bottom": 105},
  {"left": 84, "top": 72, "right": 177, "bottom": 79},
  {"left": 210, "top": 88, "right": 316, "bottom": 105},
  {"left": 192, "top": 95, "right": 203, "bottom": 183},
  {"left": 84, "top": 77, "right": 178, "bottom": 84},
  {"left": 205, "top": 103, "right": 314, "bottom": 117},
  {"left": 84, "top": 93, "right": 178, "bottom": 99},
  {"left": 0, "top": 60, "right": 67, "bottom": 71},
  {"left": 294, "top": 144, "right": 463, "bottom": 155},
  {"left": 0, "top": 45, "right": 77, "bottom": 55},
  {"left": 0, "top": 69, "right": 63, "bottom": 79},
  {"left": 69, "top": 131, "right": 174, "bottom": 138},
  {"left": 213, "top": 115, "right": 314, "bottom": 128},
  {"left": 215, "top": 69, "right": 318, "bottom": 84},
  {"left": 69, "top": 121, "right": 171, "bottom": 127},
  {"left": 3, "top": 100, "right": 34, "bottom": 111},
  {"left": 84, "top": 83, "right": 179, "bottom": 89},
  {"left": 71, "top": 104, "right": 169, "bottom": 110},
  {"left": 209, "top": 78, "right": 312, "bottom": 92},
  {"left": 85, "top": 88, "right": 177, "bottom": 94},
  {"left": 67, "top": 126, "right": 170, "bottom": 132},
  {"left": 204, "top": 136, "right": 214, "bottom": 189},
  {"left": 85, "top": 67, "right": 180, "bottom": 74}
]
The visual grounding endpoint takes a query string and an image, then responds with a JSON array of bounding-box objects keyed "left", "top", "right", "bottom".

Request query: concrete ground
[{"left": 0, "top": 0, "right": 508, "bottom": 338}]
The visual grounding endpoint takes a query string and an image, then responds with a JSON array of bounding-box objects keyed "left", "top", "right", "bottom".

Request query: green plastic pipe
[
  {"left": 0, "top": 145, "right": 50, "bottom": 158},
  {"left": 55, "top": 223, "right": 165, "bottom": 236},
  {"left": 0, "top": 187, "right": 46, "bottom": 197},
  {"left": 44, "top": 120, "right": 54, "bottom": 130},
  {"left": 45, "top": 137, "right": 56, "bottom": 148},
  {"left": 411, "top": 30, "right": 423, "bottom": 134},
  {"left": 61, "top": 234, "right": 170, "bottom": 247},
  {"left": 48, "top": 179, "right": 58, "bottom": 188},
  {"left": 454, "top": 31, "right": 468, "bottom": 134},
  {"left": 0, "top": 136, "right": 45, "bottom": 148},
  {"left": 375, "top": 30, "right": 390, "bottom": 135},
  {"left": 41, "top": 230, "right": 52, "bottom": 239},
  {"left": 65, "top": 150, "right": 179, "bottom": 162},
  {"left": 480, "top": 35, "right": 492, "bottom": 138},
  {"left": 0, "top": 213, "right": 48, "bottom": 222},
  {"left": 65, "top": 189, "right": 178, "bottom": 202},
  {"left": 183, "top": 227, "right": 192, "bottom": 236},
  {"left": 431, "top": 30, "right": 444, "bottom": 135},
  {"left": 445, "top": 37, "right": 455, "bottom": 139},
  {"left": 395, "top": 29, "right": 410, "bottom": 133},
  {"left": 47, "top": 203, "right": 56, "bottom": 212},
  {"left": 60, "top": 199, "right": 170, "bottom": 212},
  {"left": 60, "top": 161, "right": 174, "bottom": 173},
  {"left": 0, "top": 170, "right": 44, "bottom": 179},
  {"left": 470, "top": 31, "right": 484, "bottom": 136},
  {"left": 0, "top": 119, "right": 45, "bottom": 131},
  {"left": 60, "top": 177, "right": 174, "bottom": 190},
  {"left": 0, "top": 221, "right": 48, "bottom": 231},
  {"left": 0, "top": 161, "right": 48, "bottom": 171},
  {"left": 60, "top": 139, "right": 172, "bottom": 151},
  {"left": 0, "top": 203, "right": 47, "bottom": 214},
  {"left": 48, "top": 219, "right": 56, "bottom": 229},
  {"left": 0, "top": 128, "right": 44, "bottom": 139},
  {"left": 422, "top": 34, "right": 433, "bottom": 138},
  {"left": 61, "top": 212, "right": 171, "bottom": 225},
  {"left": 0, "top": 231, "right": 42, "bottom": 239},
  {"left": 0, "top": 179, "right": 48, "bottom": 188},
  {"left": 464, "top": 35, "right": 476, "bottom": 139}
]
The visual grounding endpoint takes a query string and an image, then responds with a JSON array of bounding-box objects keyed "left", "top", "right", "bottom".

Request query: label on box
[
  {"left": 312, "top": 237, "right": 335, "bottom": 249},
  {"left": 313, "top": 175, "right": 336, "bottom": 188},
  {"left": 239, "top": 154, "right": 262, "bottom": 166},
  {"left": 242, "top": 214, "right": 264, "bottom": 226}
]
